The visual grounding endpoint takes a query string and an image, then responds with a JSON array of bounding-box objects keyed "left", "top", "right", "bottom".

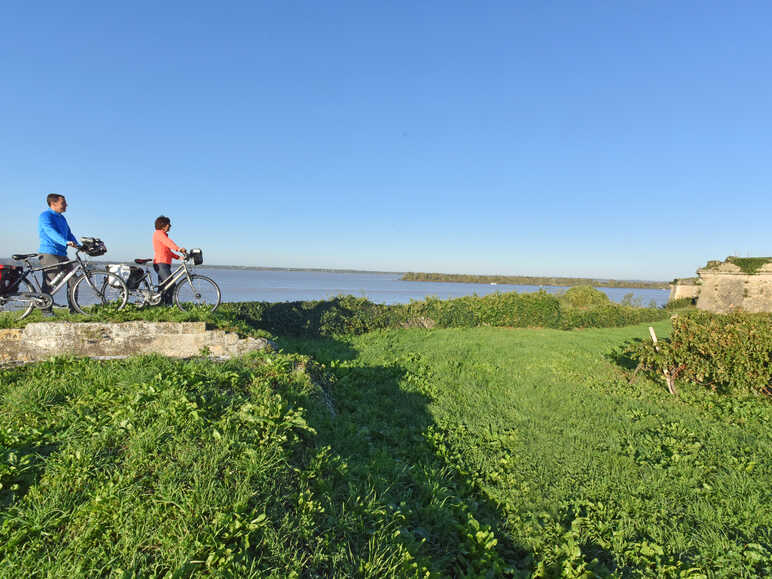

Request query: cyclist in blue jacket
[{"left": 38, "top": 194, "right": 79, "bottom": 313}]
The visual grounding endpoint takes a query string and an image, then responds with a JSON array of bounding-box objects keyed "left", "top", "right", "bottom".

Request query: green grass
[
  {"left": 280, "top": 321, "right": 771, "bottom": 576},
  {"left": 1, "top": 317, "right": 770, "bottom": 576}
]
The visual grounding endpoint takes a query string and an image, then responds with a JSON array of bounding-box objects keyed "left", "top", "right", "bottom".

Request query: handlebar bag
[
  {"left": 80, "top": 237, "right": 107, "bottom": 257},
  {"left": 189, "top": 249, "right": 203, "bottom": 265}
]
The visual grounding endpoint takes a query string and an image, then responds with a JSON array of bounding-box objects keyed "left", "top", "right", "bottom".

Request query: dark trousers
[
  {"left": 39, "top": 253, "right": 76, "bottom": 311},
  {"left": 153, "top": 262, "right": 174, "bottom": 305}
]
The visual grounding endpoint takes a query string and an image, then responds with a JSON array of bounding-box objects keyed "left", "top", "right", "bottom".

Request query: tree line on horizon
[{"left": 401, "top": 272, "right": 669, "bottom": 290}]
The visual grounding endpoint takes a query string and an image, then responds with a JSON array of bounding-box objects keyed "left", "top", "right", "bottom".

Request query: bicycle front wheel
[
  {"left": 70, "top": 271, "right": 129, "bottom": 314},
  {"left": 174, "top": 275, "right": 221, "bottom": 313}
]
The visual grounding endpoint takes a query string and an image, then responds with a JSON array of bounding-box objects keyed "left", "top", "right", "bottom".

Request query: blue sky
[{"left": 1, "top": 1, "right": 770, "bottom": 280}]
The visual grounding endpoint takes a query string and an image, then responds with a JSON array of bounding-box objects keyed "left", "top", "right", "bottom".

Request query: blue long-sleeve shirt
[{"left": 39, "top": 209, "right": 77, "bottom": 256}]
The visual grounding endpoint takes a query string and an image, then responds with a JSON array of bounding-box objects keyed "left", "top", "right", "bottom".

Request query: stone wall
[
  {"left": 669, "top": 279, "right": 700, "bottom": 302},
  {"left": 0, "top": 322, "right": 274, "bottom": 365},
  {"left": 696, "top": 262, "right": 772, "bottom": 313}
]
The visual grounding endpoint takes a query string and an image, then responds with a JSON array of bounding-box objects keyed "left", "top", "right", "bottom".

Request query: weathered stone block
[
  {"left": 0, "top": 322, "right": 274, "bottom": 365},
  {"left": 696, "top": 261, "right": 772, "bottom": 313}
]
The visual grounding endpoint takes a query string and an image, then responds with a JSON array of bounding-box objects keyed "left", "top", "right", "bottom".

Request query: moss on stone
[{"left": 726, "top": 257, "right": 772, "bottom": 275}]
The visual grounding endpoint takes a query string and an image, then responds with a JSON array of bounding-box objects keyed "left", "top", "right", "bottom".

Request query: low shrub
[
  {"left": 664, "top": 297, "right": 697, "bottom": 310},
  {"left": 1, "top": 291, "right": 669, "bottom": 337},
  {"left": 559, "top": 303, "right": 667, "bottom": 330},
  {"left": 558, "top": 285, "right": 610, "bottom": 308},
  {"left": 623, "top": 311, "right": 772, "bottom": 395}
]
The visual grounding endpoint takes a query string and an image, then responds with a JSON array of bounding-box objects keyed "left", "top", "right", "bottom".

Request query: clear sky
[{"left": 1, "top": 1, "right": 770, "bottom": 280}]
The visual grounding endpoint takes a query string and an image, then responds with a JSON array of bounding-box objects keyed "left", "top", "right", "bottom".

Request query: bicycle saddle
[
  {"left": 134, "top": 258, "right": 152, "bottom": 264},
  {"left": 11, "top": 253, "right": 39, "bottom": 260}
]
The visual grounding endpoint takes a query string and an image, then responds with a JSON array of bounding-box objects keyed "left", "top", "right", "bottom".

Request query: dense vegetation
[
  {"left": 223, "top": 287, "right": 669, "bottom": 336},
  {"left": 1, "top": 293, "right": 769, "bottom": 576},
  {"left": 702, "top": 256, "right": 772, "bottom": 275},
  {"left": 402, "top": 272, "right": 668, "bottom": 290},
  {"left": 1, "top": 320, "right": 769, "bottom": 576},
  {"left": 0, "top": 287, "right": 671, "bottom": 336},
  {"left": 623, "top": 311, "right": 772, "bottom": 396}
]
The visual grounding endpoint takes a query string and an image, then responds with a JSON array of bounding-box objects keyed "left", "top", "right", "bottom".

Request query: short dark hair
[
  {"left": 155, "top": 215, "right": 171, "bottom": 230},
  {"left": 46, "top": 194, "right": 64, "bottom": 206}
]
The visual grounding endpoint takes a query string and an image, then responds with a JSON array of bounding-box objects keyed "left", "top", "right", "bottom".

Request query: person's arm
[
  {"left": 39, "top": 213, "right": 70, "bottom": 247},
  {"left": 160, "top": 234, "right": 186, "bottom": 257},
  {"left": 159, "top": 234, "right": 181, "bottom": 252}
]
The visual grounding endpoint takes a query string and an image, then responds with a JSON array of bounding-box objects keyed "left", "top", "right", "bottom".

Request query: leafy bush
[
  {"left": 559, "top": 304, "right": 666, "bottom": 330},
  {"left": 664, "top": 297, "right": 697, "bottom": 310},
  {"left": 558, "top": 285, "right": 610, "bottom": 308},
  {"left": 623, "top": 311, "right": 772, "bottom": 395}
]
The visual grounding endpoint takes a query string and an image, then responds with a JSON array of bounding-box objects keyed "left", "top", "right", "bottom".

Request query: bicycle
[
  {"left": 110, "top": 248, "right": 221, "bottom": 313},
  {"left": 0, "top": 237, "right": 129, "bottom": 320}
]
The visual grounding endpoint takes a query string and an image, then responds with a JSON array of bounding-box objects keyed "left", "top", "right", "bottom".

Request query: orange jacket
[{"left": 153, "top": 230, "right": 181, "bottom": 264}]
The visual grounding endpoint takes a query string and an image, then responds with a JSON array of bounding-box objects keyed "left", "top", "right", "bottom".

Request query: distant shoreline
[
  {"left": 0, "top": 257, "right": 403, "bottom": 275},
  {"left": 401, "top": 272, "right": 669, "bottom": 290},
  {"left": 0, "top": 257, "right": 669, "bottom": 289}
]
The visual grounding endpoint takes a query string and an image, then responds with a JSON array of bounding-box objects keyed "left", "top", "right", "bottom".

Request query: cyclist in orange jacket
[{"left": 152, "top": 215, "right": 186, "bottom": 305}]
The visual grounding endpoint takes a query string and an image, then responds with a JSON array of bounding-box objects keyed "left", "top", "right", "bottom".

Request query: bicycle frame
[
  {"left": 134, "top": 260, "right": 195, "bottom": 298},
  {"left": 125, "top": 252, "right": 220, "bottom": 312},
  {"left": 18, "top": 251, "right": 102, "bottom": 299}
]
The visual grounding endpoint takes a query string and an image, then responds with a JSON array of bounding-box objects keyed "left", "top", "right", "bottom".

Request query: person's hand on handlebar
[{"left": 67, "top": 241, "right": 78, "bottom": 248}]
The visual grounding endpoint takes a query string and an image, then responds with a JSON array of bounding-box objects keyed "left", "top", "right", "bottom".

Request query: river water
[{"left": 192, "top": 268, "right": 670, "bottom": 307}]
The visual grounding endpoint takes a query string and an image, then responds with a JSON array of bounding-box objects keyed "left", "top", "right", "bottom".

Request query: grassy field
[
  {"left": 0, "top": 317, "right": 770, "bottom": 576},
  {"left": 280, "top": 321, "right": 771, "bottom": 576}
]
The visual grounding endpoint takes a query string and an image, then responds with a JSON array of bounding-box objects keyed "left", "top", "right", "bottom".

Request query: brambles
[{"left": 622, "top": 311, "right": 772, "bottom": 395}]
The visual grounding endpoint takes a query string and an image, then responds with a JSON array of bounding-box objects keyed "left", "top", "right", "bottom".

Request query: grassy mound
[
  {"left": 0, "top": 352, "right": 422, "bottom": 576},
  {"left": 1, "top": 307, "right": 769, "bottom": 575}
]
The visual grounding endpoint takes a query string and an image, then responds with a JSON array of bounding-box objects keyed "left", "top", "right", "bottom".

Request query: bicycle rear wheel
[
  {"left": 1, "top": 279, "right": 41, "bottom": 320},
  {"left": 70, "top": 271, "right": 129, "bottom": 314},
  {"left": 174, "top": 275, "right": 221, "bottom": 313}
]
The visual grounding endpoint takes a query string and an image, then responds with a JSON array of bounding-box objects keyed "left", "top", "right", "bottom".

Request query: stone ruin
[
  {"left": 0, "top": 321, "right": 275, "bottom": 365},
  {"left": 670, "top": 257, "right": 772, "bottom": 313}
]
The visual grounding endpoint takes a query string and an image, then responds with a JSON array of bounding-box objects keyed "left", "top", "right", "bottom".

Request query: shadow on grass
[
  {"left": 0, "top": 442, "right": 60, "bottom": 509},
  {"left": 279, "top": 334, "right": 534, "bottom": 576},
  {"left": 605, "top": 338, "right": 646, "bottom": 372}
]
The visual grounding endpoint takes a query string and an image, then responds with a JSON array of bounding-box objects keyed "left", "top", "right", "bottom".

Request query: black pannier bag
[
  {"left": 127, "top": 266, "right": 144, "bottom": 290},
  {"left": 189, "top": 249, "right": 203, "bottom": 265},
  {"left": 106, "top": 265, "right": 144, "bottom": 290},
  {"left": 0, "top": 265, "right": 23, "bottom": 295},
  {"left": 80, "top": 237, "right": 107, "bottom": 257}
]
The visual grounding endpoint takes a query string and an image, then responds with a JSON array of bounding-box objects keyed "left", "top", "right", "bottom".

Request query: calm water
[{"left": 193, "top": 268, "right": 670, "bottom": 307}]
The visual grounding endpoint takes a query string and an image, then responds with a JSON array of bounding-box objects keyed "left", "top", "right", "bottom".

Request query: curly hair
[{"left": 154, "top": 215, "right": 171, "bottom": 230}]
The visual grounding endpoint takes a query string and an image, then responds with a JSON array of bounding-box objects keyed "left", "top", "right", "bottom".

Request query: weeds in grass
[{"left": 1, "top": 313, "right": 770, "bottom": 575}]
